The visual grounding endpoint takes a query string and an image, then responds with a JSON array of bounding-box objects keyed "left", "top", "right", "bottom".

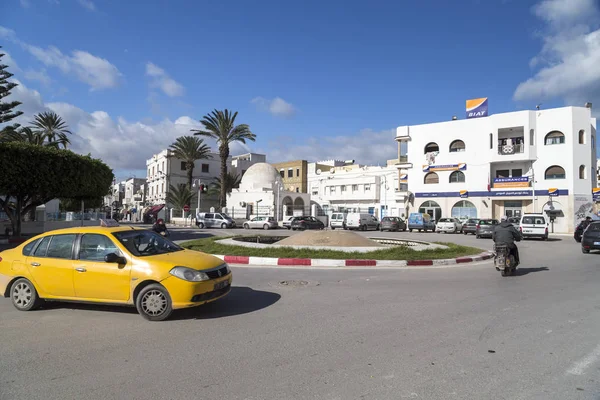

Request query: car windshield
[{"left": 113, "top": 230, "right": 183, "bottom": 257}]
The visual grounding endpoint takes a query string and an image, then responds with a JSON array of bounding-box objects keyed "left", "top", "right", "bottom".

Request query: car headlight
[{"left": 170, "top": 266, "right": 210, "bottom": 282}]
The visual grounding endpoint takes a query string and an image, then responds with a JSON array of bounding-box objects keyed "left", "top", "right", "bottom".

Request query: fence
[{"left": 46, "top": 212, "right": 104, "bottom": 221}]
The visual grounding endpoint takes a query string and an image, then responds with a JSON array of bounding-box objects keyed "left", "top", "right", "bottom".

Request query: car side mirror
[{"left": 105, "top": 252, "right": 126, "bottom": 264}]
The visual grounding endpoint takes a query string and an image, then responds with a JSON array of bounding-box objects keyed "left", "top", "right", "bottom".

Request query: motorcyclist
[
  {"left": 492, "top": 216, "right": 522, "bottom": 266},
  {"left": 577, "top": 216, "right": 593, "bottom": 233},
  {"left": 152, "top": 218, "right": 169, "bottom": 237}
]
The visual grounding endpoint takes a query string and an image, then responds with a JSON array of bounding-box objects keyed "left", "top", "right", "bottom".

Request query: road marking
[{"left": 567, "top": 344, "right": 600, "bottom": 376}]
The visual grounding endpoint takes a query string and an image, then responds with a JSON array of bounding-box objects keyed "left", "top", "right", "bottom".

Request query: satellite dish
[{"left": 316, "top": 169, "right": 322, "bottom": 175}]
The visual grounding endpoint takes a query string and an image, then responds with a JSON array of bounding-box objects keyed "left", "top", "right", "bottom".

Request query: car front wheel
[
  {"left": 136, "top": 284, "right": 173, "bottom": 321},
  {"left": 10, "top": 278, "right": 43, "bottom": 311}
]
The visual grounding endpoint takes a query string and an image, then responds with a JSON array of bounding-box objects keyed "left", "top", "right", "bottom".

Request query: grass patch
[{"left": 180, "top": 236, "right": 485, "bottom": 260}]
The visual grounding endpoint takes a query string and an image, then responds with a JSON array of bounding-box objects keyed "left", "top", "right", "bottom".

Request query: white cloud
[
  {"left": 265, "top": 128, "right": 396, "bottom": 166},
  {"left": 145, "top": 62, "right": 185, "bottom": 97},
  {"left": 77, "top": 0, "right": 96, "bottom": 11},
  {"left": 251, "top": 96, "right": 296, "bottom": 118},
  {"left": 1, "top": 50, "right": 21, "bottom": 73},
  {"left": 24, "top": 69, "right": 51, "bottom": 86},
  {"left": 514, "top": 0, "right": 600, "bottom": 115},
  {"left": 0, "top": 26, "right": 121, "bottom": 90},
  {"left": 1, "top": 80, "right": 249, "bottom": 175}
]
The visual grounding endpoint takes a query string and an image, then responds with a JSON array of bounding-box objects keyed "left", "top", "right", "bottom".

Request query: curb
[
  {"left": 210, "top": 252, "right": 494, "bottom": 267},
  {"left": 0, "top": 238, "right": 27, "bottom": 245}
]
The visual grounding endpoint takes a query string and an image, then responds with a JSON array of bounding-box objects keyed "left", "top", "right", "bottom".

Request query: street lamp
[
  {"left": 157, "top": 171, "right": 169, "bottom": 223},
  {"left": 193, "top": 179, "right": 205, "bottom": 215},
  {"left": 256, "top": 199, "right": 262, "bottom": 217},
  {"left": 275, "top": 182, "right": 282, "bottom": 221}
]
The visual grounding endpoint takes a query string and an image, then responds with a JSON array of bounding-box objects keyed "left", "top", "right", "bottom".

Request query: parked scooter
[{"left": 494, "top": 244, "right": 517, "bottom": 277}]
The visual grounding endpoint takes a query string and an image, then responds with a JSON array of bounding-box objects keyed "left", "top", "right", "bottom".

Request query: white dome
[{"left": 238, "top": 163, "right": 283, "bottom": 191}]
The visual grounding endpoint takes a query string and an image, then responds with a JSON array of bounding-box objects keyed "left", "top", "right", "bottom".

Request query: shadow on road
[
  {"left": 515, "top": 266, "right": 549, "bottom": 276},
  {"left": 174, "top": 286, "right": 281, "bottom": 320},
  {"left": 41, "top": 286, "right": 281, "bottom": 320},
  {"left": 169, "top": 231, "right": 215, "bottom": 242}
]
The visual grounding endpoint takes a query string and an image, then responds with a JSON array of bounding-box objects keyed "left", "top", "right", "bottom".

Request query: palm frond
[{"left": 165, "top": 184, "right": 194, "bottom": 211}]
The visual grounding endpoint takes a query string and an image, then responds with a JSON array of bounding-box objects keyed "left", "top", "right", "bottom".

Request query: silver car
[{"left": 243, "top": 216, "right": 278, "bottom": 230}]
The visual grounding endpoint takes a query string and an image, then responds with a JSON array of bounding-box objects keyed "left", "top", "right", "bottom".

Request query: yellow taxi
[{"left": 0, "top": 222, "right": 232, "bottom": 321}]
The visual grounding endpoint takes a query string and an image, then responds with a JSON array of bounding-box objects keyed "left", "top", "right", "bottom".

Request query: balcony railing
[{"left": 497, "top": 143, "right": 524, "bottom": 155}]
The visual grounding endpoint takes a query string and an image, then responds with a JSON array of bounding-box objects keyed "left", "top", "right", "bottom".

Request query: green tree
[
  {"left": 0, "top": 142, "right": 113, "bottom": 236},
  {"left": 168, "top": 136, "right": 211, "bottom": 189},
  {"left": 208, "top": 171, "right": 242, "bottom": 205},
  {"left": 192, "top": 109, "right": 255, "bottom": 207},
  {"left": 0, "top": 126, "right": 70, "bottom": 148},
  {"left": 0, "top": 47, "right": 23, "bottom": 128},
  {"left": 165, "top": 183, "right": 194, "bottom": 212},
  {"left": 59, "top": 196, "right": 104, "bottom": 212},
  {"left": 29, "top": 111, "right": 71, "bottom": 149}
]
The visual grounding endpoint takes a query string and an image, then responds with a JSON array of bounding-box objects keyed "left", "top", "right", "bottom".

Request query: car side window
[
  {"left": 22, "top": 238, "right": 41, "bottom": 256},
  {"left": 205, "top": 213, "right": 214, "bottom": 219},
  {"left": 32, "top": 236, "right": 52, "bottom": 257},
  {"left": 79, "top": 234, "right": 122, "bottom": 261},
  {"left": 215, "top": 214, "right": 223, "bottom": 220},
  {"left": 45, "top": 234, "right": 77, "bottom": 259}
]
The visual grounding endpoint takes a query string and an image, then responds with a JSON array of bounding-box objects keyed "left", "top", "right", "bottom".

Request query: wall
[{"left": 272, "top": 160, "right": 308, "bottom": 193}]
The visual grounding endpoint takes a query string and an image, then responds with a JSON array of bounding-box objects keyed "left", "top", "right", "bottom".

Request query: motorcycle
[
  {"left": 159, "top": 230, "right": 170, "bottom": 237},
  {"left": 494, "top": 244, "right": 517, "bottom": 277}
]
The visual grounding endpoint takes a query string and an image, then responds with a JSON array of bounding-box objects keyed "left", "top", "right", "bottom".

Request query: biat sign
[{"left": 466, "top": 98, "right": 488, "bottom": 119}]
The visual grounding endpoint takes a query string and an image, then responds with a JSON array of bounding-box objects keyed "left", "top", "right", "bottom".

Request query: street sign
[{"left": 183, "top": 205, "right": 190, "bottom": 212}]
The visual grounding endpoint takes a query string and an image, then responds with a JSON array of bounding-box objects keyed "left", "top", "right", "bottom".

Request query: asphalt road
[{"left": 1, "top": 228, "right": 600, "bottom": 399}]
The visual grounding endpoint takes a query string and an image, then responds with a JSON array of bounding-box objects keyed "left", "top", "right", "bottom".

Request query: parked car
[
  {"left": 196, "top": 212, "right": 236, "bottom": 229},
  {"left": 436, "top": 218, "right": 463, "bottom": 233},
  {"left": 291, "top": 216, "right": 325, "bottom": 231},
  {"left": 462, "top": 218, "right": 479, "bottom": 235},
  {"left": 330, "top": 212, "right": 347, "bottom": 230},
  {"left": 407, "top": 213, "right": 436, "bottom": 232},
  {"left": 476, "top": 219, "right": 499, "bottom": 239},
  {"left": 243, "top": 216, "right": 278, "bottom": 230},
  {"left": 346, "top": 213, "right": 379, "bottom": 231},
  {"left": 380, "top": 217, "right": 406, "bottom": 232},
  {"left": 0, "top": 224, "right": 232, "bottom": 321},
  {"left": 581, "top": 221, "right": 600, "bottom": 253},
  {"left": 281, "top": 216, "right": 295, "bottom": 230},
  {"left": 519, "top": 214, "right": 548, "bottom": 240},
  {"left": 508, "top": 217, "right": 521, "bottom": 228}
]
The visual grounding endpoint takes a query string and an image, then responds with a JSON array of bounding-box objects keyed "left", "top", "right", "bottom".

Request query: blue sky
[{"left": 1, "top": 0, "right": 599, "bottom": 180}]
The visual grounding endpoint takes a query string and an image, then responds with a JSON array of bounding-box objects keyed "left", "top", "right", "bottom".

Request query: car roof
[{"left": 33, "top": 226, "right": 142, "bottom": 237}]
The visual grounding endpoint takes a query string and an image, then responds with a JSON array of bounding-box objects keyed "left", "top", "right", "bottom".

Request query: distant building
[
  {"left": 271, "top": 160, "right": 310, "bottom": 193},
  {"left": 231, "top": 153, "right": 267, "bottom": 178}
]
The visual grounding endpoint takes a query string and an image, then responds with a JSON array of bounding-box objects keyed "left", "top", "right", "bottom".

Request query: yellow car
[{"left": 0, "top": 224, "right": 232, "bottom": 321}]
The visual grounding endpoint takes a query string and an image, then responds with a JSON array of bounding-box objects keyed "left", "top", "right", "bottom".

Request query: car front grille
[
  {"left": 191, "top": 285, "right": 231, "bottom": 302},
  {"left": 205, "top": 265, "right": 230, "bottom": 280}
]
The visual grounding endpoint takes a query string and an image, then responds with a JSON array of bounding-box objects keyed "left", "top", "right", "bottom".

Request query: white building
[
  {"left": 396, "top": 105, "right": 597, "bottom": 233},
  {"left": 227, "top": 163, "right": 310, "bottom": 220},
  {"left": 123, "top": 178, "right": 145, "bottom": 209},
  {"left": 231, "top": 153, "right": 267, "bottom": 178},
  {"left": 307, "top": 162, "right": 406, "bottom": 219},
  {"left": 145, "top": 149, "right": 228, "bottom": 216}
]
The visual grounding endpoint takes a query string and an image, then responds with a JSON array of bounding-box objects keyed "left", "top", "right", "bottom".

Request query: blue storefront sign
[{"left": 416, "top": 189, "right": 568, "bottom": 198}]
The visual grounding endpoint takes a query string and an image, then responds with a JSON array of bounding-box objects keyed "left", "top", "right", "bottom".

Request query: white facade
[
  {"left": 231, "top": 153, "right": 267, "bottom": 178},
  {"left": 145, "top": 149, "right": 228, "bottom": 213},
  {"left": 227, "top": 163, "right": 310, "bottom": 220},
  {"left": 123, "top": 178, "right": 145, "bottom": 209},
  {"left": 307, "top": 162, "right": 406, "bottom": 219},
  {"left": 397, "top": 105, "right": 597, "bottom": 233}
]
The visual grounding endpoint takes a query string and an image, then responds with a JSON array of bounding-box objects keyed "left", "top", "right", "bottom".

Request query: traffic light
[{"left": 199, "top": 184, "right": 208, "bottom": 193}]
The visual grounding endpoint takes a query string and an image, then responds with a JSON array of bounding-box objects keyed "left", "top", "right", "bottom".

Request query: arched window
[
  {"left": 579, "top": 130, "right": 585, "bottom": 144},
  {"left": 449, "top": 171, "right": 465, "bottom": 183},
  {"left": 545, "top": 165, "right": 566, "bottom": 180},
  {"left": 424, "top": 142, "right": 439, "bottom": 153},
  {"left": 452, "top": 200, "right": 477, "bottom": 220},
  {"left": 424, "top": 172, "right": 439, "bottom": 184},
  {"left": 579, "top": 165, "right": 586, "bottom": 179},
  {"left": 545, "top": 131, "right": 565, "bottom": 145},
  {"left": 449, "top": 140, "right": 465, "bottom": 152},
  {"left": 419, "top": 200, "right": 442, "bottom": 221}
]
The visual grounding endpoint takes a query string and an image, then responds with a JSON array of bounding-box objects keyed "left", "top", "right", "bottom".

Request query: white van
[
  {"left": 330, "top": 213, "right": 346, "bottom": 230},
  {"left": 345, "top": 213, "right": 379, "bottom": 231},
  {"left": 519, "top": 213, "right": 548, "bottom": 240}
]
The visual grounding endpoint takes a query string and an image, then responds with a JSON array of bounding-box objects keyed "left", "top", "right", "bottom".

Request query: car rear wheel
[
  {"left": 243, "top": 223, "right": 249, "bottom": 229},
  {"left": 197, "top": 222, "right": 205, "bottom": 229},
  {"left": 221, "top": 223, "right": 227, "bottom": 229},
  {"left": 10, "top": 278, "right": 43, "bottom": 311},
  {"left": 136, "top": 284, "right": 173, "bottom": 321},
  {"left": 263, "top": 224, "right": 270, "bottom": 230}
]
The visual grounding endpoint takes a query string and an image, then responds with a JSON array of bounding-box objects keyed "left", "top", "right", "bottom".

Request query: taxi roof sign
[{"left": 100, "top": 219, "right": 120, "bottom": 227}]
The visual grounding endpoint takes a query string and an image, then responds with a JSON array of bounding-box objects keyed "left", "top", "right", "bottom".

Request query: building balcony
[
  {"left": 396, "top": 126, "right": 410, "bottom": 141},
  {"left": 497, "top": 143, "right": 524, "bottom": 155}
]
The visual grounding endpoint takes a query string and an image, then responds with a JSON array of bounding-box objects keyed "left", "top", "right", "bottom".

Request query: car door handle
[
  {"left": 75, "top": 267, "right": 87, "bottom": 273},
  {"left": 30, "top": 262, "right": 40, "bottom": 267}
]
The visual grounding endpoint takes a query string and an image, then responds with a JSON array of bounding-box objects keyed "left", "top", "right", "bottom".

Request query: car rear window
[
  {"left": 438, "top": 218, "right": 451, "bottom": 222},
  {"left": 467, "top": 219, "right": 478, "bottom": 224},
  {"left": 588, "top": 223, "right": 600, "bottom": 231},
  {"left": 479, "top": 220, "right": 497, "bottom": 225},
  {"left": 522, "top": 216, "right": 545, "bottom": 225}
]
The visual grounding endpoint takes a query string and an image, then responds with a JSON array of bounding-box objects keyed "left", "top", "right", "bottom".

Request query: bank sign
[
  {"left": 493, "top": 177, "right": 529, "bottom": 188},
  {"left": 593, "top": 188, "right": 600, "bottom": 201},
  {"left": 466, "top": 98, "right": 488, "bottom": 119},
  {"left": 422, "top": 163, "right": 467, "bottom": 172}
]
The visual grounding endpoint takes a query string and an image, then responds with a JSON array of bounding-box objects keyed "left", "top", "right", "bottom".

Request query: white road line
[{"left": 567, "top": 343, "right": 600, "bottom": 376}]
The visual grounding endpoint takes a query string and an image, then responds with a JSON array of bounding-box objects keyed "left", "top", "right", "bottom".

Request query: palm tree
[
  {"left": 165, "top": 184, "right": 194, "bottom": 212},
  {"left": 208, "top": 172, "right": 242, "bottom": 205},
  {"left": 0, "top": 126, "right": 69, "bottom": 148},
  {"left": 168, "top": 136, "right": 212, "bottom": 189},
  {"left": 30, "top": 111, "right": 71, "bottom": 149},
  {"left": 192, "top": 109, "right": 256, "bottom": 207}
]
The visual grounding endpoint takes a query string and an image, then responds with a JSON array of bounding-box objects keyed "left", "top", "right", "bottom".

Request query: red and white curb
[
  {"left": 0, "top": 238, "right": 26, "bottom": 245},
  {"left": 211, "top": 252, "right": 493, "bottom": 267}
]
